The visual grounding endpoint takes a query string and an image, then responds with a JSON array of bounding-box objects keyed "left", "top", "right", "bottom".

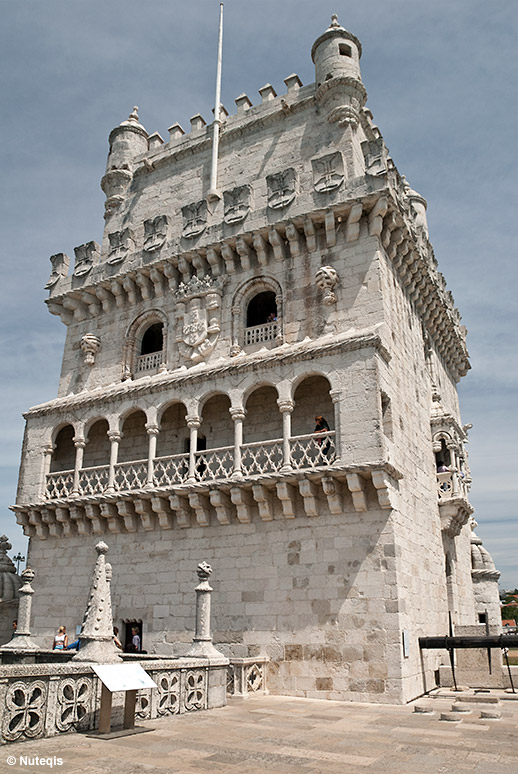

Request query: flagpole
[{"left": 208, "top": 2, "right": 224, "bottom": 201}]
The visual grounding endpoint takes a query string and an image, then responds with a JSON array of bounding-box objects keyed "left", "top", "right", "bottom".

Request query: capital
[
  {"left": 230, "top": 407, "right": 246, "bottom": 422},
  {"left": 42, "top": 444, "right": 55, "bottom": 456},
  {"left": 73, "top": 437, "right": 86, "bottom": 449},
  {"left": 329, "top": 389, "right": 342, "bottom": 403},
  {"left": 108, "top": 432, "right": 122, "bottom": 443},
  {"left": 277, "top": 399, "right": 294, "bottom": 414},
  {"left": 146, "top": 423, "right": 160, "bottom": 436},
  {"left": 186, "top": 415, "right": 201, "bottom": 429}
]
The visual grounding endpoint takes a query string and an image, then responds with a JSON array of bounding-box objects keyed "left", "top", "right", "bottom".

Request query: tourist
[
  {"left": 53, "top": 625, "right": 68, "bottom": 650},
  {"left": 436, "top": 460, "right": 450, "bottom": 473},
  {"left": 11, "top": 620, "right": 17, "bottom": 638},
  {"left": 314, "top": 415, "right": 331, "bottom": 456},
  {"left": 130, "top": 626, "right": 141, "bottom": 652},
  {"left": 113, "top": 626, "right": 123, "bottom": 650}
]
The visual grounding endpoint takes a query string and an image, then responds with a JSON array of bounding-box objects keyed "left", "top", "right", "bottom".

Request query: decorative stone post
[
  {"left": 186, "top": 415, "right": 201, "bottom": 484},
  {"left": 329, "top": 389, "right": 342, "bottom": 461},
  {"left": 145, "top": 423, "right": 160, "bottom": 488},
  {"left": 72, "top": 437, "right": 86, "bottom": 495},
  {"left": 230, "top": 306, "right": 242, "bottom": 356},
  {"left": 73, "top": 541, "right": 121, "bottom": 662},
  {"left": 105, "top": 431, "right": 121, "bottom": 493},
  {"left": 1, "top": 568, "right": 37, "bottom": 651},
  {"left": 277, "top": 399, "right": 294, "bottom": 472},
  {"left": 230, "top": 408, "right": 246, "bottom": 481},
  {"left": 40, "top": 444, "right": 54, "bottom": 500},
  {"left": 186, "top": 562, "right": 225, "bottom": 659}
]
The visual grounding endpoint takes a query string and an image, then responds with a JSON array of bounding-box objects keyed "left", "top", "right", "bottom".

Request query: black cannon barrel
[{"left": 419, "top": 634, "right": 518, "bottom": 649}]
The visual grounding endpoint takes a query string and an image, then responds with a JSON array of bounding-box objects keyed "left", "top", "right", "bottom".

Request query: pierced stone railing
[
  {"left": 113, "top": 460, "right": 148, "bottom": 491},
  {"left": 290, "top": 431, "right": 336, "bottom": 469},
  {"left": 241, "top": 439, "right": 283, "bottom": 476},
  {"left": 46, "top": 470, "right": 74, "bottom": 499},
  {"left": 77, "top": 465, "right": 109, "bottom": 496},
  {"left": 437, "top": 470, "right": 468, "bottom": 501},
  {"left": 227, "top": 657, "right": 269, "bottom": 698},
  {"left": 153, "top": 453, "right": 189, "bottom": 487},
  {"left": 136, "top": 351, "right": 163, "bottom": 372},
  {"left": 193, "top": 446, "right": 234, "bottom": 482},
  {"left": 244, "top": 321, "right": 278, "bottom": 346}
]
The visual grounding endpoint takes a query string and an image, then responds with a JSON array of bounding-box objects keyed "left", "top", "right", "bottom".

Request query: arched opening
[
  {"left": 140, "top": 323, "right": 163, "bottom": 355},
  {"left": 50, "top": 425, "right": 76, "bottom": 473},
  {"left": 118, "top": 411, "right": 148, "bottom": 463},
  {"left": 435, "top": 439, "right": 451, "bottom": 470},
  {"left": 246, "top": 291, "right": 277, "bottom": 327},
  {"left": 244, "top": 386, "right": 281, "bottom": 443},
  {"left": 83, "top": 419, "right": 110, "bottom": 468},
  {"left": 156, "top": 403, "right": 187, "bottom": 458},
  {"left": 197, "top": 394, "right": 233, "bottom": 480},
  {"left": 292, "top": 375, "right": 334, "bottom": 437}
]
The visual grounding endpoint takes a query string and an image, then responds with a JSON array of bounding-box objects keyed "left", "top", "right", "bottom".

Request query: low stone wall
[{"left": 0, "top": 657, "right": 228, "bottom": 744}]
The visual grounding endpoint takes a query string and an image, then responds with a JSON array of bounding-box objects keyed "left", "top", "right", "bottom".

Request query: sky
[{"left": 0, "top": 0, "right": 516, "bottom": 588}]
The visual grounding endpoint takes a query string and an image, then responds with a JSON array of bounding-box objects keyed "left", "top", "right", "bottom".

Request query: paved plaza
[{"left": 1, "top": 691, "right": 517, "bottom": 774}]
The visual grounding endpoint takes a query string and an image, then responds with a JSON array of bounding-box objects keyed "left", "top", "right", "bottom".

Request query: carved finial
[
  {"left": 330, "top": 14, "right": 340, "bottom": 28},
  {"left": 129, "top": 106, "right": 139, "bottom": 123},
  {"left": 196, "top": 560, "right": 213, "bottom": 581},
  {"left": 96, "top": 540, "right": 109, "bottom": 555},
  {"left": 0, "top": 535, "right": 12, "bottom": 554}
]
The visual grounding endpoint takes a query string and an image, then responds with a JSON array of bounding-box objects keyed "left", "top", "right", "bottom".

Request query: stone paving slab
[{"left": 0, "top": 692, "right": 517, "bottom": 774}]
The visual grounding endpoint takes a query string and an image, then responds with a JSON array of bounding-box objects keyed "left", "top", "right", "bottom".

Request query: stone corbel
[
  {"left": 345, "top": 203, "right": 363, "bottom": 242},
  {"left": 371, "top": 470, "right": 395, "bottom": 509},
  {"left": 298, "top": 479, "right": 319, "bottom": 517},
  {"left": 230, "top": 487, "right": 253, "bottom": 524},
  {"left": 322, "top": 476, "right": 343, "bottom": 514},
  {"left": 151, "top": 496, "right": 174, "bottom": 530},
  {"left": 221, "top": 242, "right": 236, "bottom": 274},
  {"left": 115, "top": 500, "right": 138, "bottom": 532},
  {"left": 209, "top": 490, "right": 233, "bottom": 525},
  {"left": 169, "top": 494, "right": 191, "bottom": 528},
  {"left": 252, "top": 484, "right": 274, "bottom": 522},
  {"left": 99, "top": 502, "right": 121, "bottom": 534},
  {"left": 84, "top": 503, "right": 105, "bottom": 535},
  {"left": 134, "top": 498, "right": 156, "bottom": 531},
  {"left": 275, "top": 481, "right": 297, "bottom": 519},
  {"left": 285, "top": 223, "right": 301, "bottom": 258},
  {"left": 345, "top": 473, "right": 367, "bottom": 512},
  {"left": 324, "top": 211, "right": 336, "bottom": 247},
  {"left": 252, "top": 233, "right": 269, "bottom": 266},
  {"left": 41, "top": 507, "right": 62, "bottom": 538},
  {"left": 268, "top": 228, "right": 286, "bottom": 261},
  {"left": 236, "top": 238, "right": 252, "bottom": 271},
  {"left": 206, "top": 247, "right": 222, "bottom": 276},
  {"left": 368, "top": 196, "right": 388, "bottom": 236},
  {"left": 69, "top": 504, "right": 90, "bottom": 536},
  {"left": 54, "top": 507, "right": 75, "bottom": 538},
  {"left": 304, "top": 217, "right": 317, "bottom": 253},
  {"left": 439, "top": 499, "right": 473, "bottom": 538},
  {"left": 188, "top": 492, "right": 211, "bottom": 527}
]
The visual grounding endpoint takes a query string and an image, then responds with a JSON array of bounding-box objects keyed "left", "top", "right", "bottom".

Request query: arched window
[
  {"left": 124, "top": 311, "right": 167, "bottom": 379},
  {"left": 245, "top": 291, "right": 278, "bottom": 345},
  {"left": 140, "top": 323, "right": 163, "bottom": 356}
]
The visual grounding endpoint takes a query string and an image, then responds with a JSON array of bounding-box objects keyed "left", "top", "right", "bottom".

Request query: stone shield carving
[
  {"left": 266, "top": 168, "right": 296, "bottom": 210},
  {"left": 73, "top": 241, "right": 100, "bottom": 277},
  {"left": 223, "top": 185, "right": 251, "bottom": 224},
  {"left": 45, "top": 253, "right": 70, "bottom": 289},
  {"left": 182, "top": 200, "right": 207, "bottom": 239},
  {"left": 175, "top": 276, "right": 222, "bottom": 363},
  {"left": 108, "top": 228, "right": 134, "bottom": 264},
  {"left": 144, "top": 215, "right": 167, "bottom": 252},
  {"left": 312, "top": 152, "right": 344, "bottom": 193}
]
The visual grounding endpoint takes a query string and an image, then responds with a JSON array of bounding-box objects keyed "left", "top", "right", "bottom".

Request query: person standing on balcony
[
  {"left": 53, "top": 625, "right": 68, "bottom": 650},
  {"left": 314, "top": 415, "right": 331, "bottom": 457},
  {"left": 436, "top": 460, "right": 449, "bottom": 472}
]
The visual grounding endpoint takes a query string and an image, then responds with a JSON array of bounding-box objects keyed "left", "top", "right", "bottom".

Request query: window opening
[
  {"left": 140, "top": 323, "right": 163, "bottom": 355},
  {"left": 246, "top": 291, "right": 277, "bottom": 327},
  {"left": 339, "top": 43, "right": 352, "bottom": 57}
]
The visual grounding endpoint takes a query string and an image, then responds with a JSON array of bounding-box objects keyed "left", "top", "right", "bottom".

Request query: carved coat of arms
[
  {"left": 266, "top": 169, "right": 296, "bottom": 210},
  {"left": 73, "top": 241, "right": 100, "bottom": 277},
  {"left": 312, "top": 152, "right": 344, "bottom": 193},
  {"left": 143, "top": 215, "right": 167, "bottom": 252},
  {"left": 182, "top": 200, "right": 207, "bottom": 239},
  {"left": 175, "top": 276, "right": 222, "bottom": 363},
  {"left": 223, "top": 185, "right": 251, "bottom": 224},
  {"left": 108, "top": 228, "right": 134, "bottom": 264}
]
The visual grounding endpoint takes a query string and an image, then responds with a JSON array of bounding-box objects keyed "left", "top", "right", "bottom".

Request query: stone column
[
  {"left": 186, "top": 415, "right": 201, "bottom": 484},
  {"left": 230, "top": 408, "right": 246, "bottom": 481},
  {"left": 186, "top": 562, "right": 225, "bottom": 659},
  {"left": 40, "top": 444, "right": 55, "bottom": 500},
  {"left": 72, "top": 437, "right": 86, "bottom": 495},
  {"left": 230, "top": 306, "right": 242, "bottom": 356},
  {"left": 145, "top": 423, "right": 160, "bottom": 488},
  {"left": 105, "top": 432, "right": 121, "bottom": 493},
  {"left": 1, "top": 568, "right": 37, "bottom": 651},
  {"left": 277, "top": 399, "right": 294, "bottom": 472},
  {"left": 330, "top": 389, "right": 342, "bottom": 461}
]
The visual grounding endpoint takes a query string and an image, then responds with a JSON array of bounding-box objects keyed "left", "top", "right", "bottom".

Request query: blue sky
[{"left": 0, "top": 0, "right": 516, "bottom": 587}]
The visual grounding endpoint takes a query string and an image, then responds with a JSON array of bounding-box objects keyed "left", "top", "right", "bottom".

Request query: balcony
[
  {"left": 135, "top": 351, "right": 163, "bottom": 373},
  {"left": 244, "top": 321, "right": 278, "bottom": 346},
  {"left": 437, "top": 470, "right": 473, "bottom": 537},
  {"left": 45, "top": 432, "right": 336, "bottom": 500}
]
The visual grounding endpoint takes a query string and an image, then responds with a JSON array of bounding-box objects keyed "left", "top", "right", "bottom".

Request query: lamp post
[{"left": 13, "top": 553, "right": 25, "bottom": 574}]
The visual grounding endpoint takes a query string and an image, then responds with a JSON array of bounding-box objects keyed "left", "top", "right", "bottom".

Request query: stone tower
[{"left": 12, "top": 17, "right": 495, "bottom": 703}]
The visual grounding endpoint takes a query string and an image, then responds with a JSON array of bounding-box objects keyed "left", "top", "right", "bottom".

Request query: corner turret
[
  {"left": 311, "top": 15, "right": 366, "bottom": 128},
  {"left": 101, "top": 107, "right": 149, "bottom": 219}
]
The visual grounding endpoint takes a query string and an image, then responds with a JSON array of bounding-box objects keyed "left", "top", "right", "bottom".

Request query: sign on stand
[{"left": 90, "top": 663, "right": 157, "bottom": 738}]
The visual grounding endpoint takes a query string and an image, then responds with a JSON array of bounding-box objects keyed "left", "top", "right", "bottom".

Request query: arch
[
  {"left": 244, "top": 385, "right": 282, "bottom": 443},
  {"left": 118, "top": 409, "right": 148, "bottom": 463},
  {"left": 200, "top": 393, "right": 233, "bottom": 449},
  {"left": 50, "top": 424, "right": 76, "bottom": 473},
  {"left": 289, "top": 367, "right": 337, "bottom": 398},
  {"left": 83, "top": 418, "right": 110, "bottom": 468},
  {"left": 123, "top": 308, "right": 168, "bottom": 379},
  {"left": 231, "top": 275, "right": 283, "bottom": 351},
  {"left": 241, "top": 377, "right": 280, "bottom": 407},
  {"left": 292, "top": 374, "right": 334, "bottom": 437},
  {"left": 156, "top": 401, "right": 188, "bottom": 458}
]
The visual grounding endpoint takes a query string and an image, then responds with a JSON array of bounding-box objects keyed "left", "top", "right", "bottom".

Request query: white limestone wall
[{"left": 27, "top": 497, "right": 411, "bottom": 703}]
